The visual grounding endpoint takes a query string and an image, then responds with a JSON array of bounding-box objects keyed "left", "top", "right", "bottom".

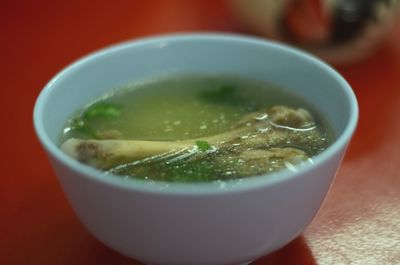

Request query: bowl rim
[{"left": 33, "top": 32, "right": 358, "bottom": 195}]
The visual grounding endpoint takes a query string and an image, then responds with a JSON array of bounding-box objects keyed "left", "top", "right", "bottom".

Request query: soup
[{"left": 60, "top": 74, "right": 333, "bottom": 182}]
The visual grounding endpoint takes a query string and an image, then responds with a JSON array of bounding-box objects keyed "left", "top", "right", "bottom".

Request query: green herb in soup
[{"left": 60, "top": 74, "right": 333, "bottom": 182}]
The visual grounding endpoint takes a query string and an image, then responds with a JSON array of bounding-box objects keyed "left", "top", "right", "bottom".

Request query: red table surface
[{"left": 1, "top": 1, "right": 400, "bottom": 264}]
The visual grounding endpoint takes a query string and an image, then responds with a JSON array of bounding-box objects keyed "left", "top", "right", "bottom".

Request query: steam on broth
[{"left": 60, "top": 74, "right": 333, "bottom": 182}]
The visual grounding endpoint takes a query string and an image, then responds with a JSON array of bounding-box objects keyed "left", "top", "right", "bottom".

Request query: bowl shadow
[
  {"left": 251, "top": 236, "right": 316, "bottom": 265},
  {"left": 94, "top": 235, "right": 316, "bottom": 265}
]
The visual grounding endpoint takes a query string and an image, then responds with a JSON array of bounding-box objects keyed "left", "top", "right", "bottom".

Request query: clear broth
[{"left": 61, "top": 74, "right": 334, "bottom": 182}]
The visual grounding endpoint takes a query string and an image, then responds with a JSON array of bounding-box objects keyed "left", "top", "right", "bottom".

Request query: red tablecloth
[{"left": 2, "top": 1, "right": 399, "bottom": 264}]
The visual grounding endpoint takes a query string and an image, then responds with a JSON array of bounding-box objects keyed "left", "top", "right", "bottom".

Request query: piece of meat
[
  {"left": 61, "top": 105, "right": 328, "bottom": 171},
  {"left": 214, "top": 147, "right": 310, "bottom": 177}
]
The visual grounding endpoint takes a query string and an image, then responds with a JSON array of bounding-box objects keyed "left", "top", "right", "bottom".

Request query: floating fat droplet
[
  {"left": 257, "top": 127, "right": 269, "bottom": 133},
  {"left": 254, "top": 113, "right": 268, "bottom": 120}
]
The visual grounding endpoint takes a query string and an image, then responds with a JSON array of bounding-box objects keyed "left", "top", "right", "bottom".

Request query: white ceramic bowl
[{"left": 34, "top": 34, "right": 358, "bottom": 265}]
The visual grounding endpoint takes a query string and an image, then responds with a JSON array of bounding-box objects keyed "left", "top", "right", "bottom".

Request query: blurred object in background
[{"left": 231, "top": 0, "right": 400, "bottom": 64}]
